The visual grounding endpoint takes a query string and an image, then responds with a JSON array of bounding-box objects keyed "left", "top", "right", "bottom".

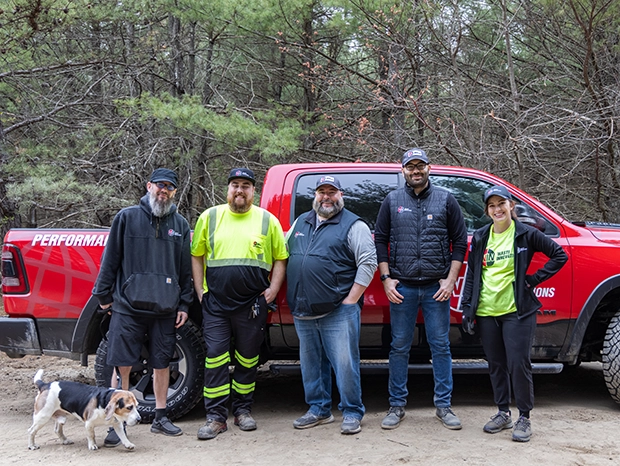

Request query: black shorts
[{"left": 106, "top": 312, "right": 177, "bottom": 369}]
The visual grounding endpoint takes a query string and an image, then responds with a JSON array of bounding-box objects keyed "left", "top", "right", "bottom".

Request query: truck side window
[
  {"left": 293, "top": 172, "right": 400, "bottom": 230},
  {"left": 432, "top": 175, "right": 491, "bottom": 233},
  {"left": 432, "top": 175, "right": 559, "bottom": 236}
]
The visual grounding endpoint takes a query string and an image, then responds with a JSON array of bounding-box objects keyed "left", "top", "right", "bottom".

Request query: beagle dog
[{"left": 28, "top": 369, "right": 141, "bottom": 451}]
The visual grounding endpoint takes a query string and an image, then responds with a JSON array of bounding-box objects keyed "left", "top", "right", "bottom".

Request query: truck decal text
[{"left": 31, "top": 233, "right": 109, "bottom": 248}]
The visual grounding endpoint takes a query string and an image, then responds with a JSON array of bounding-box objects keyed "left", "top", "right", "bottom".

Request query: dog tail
[{"left": 33, "top": 369, "right": 45, "bottom": 390}]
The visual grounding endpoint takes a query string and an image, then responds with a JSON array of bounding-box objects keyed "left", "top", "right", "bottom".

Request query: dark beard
[
  {"left": 149, "top": 191, "right": 174, "bottom": 217},
  {"left": 313, "top": 197, "right": 344, "bottom": 219}
]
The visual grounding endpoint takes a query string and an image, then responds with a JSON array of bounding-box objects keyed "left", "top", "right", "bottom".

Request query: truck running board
[{"left": 269, "top": 361, "right": 564, "bottom": 375}]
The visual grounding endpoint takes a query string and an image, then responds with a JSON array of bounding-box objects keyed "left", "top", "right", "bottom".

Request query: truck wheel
[
  {"left": 94, "top": 319, "right": 206, "bottom": 423},
  {"left": 602, "top": 310, "right": 620, "bottom": 405}
]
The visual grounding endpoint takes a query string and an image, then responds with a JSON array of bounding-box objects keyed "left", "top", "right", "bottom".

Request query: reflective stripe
[
  {"left": 204, "top": 383, "right": 230, "bottom": 399},
  {"left": 205, "top": 352, "right": 230, "bottom": 369},
  {"left": 208, "top": 208, "right": 218, "bottom": 260},
  {"left": 235, "top": 349, "right": 259, "bottom": 369},
  {"left": 257, "top": 210, "right": 270, "bottom": 261},
  {"left": 205, "top": 257, "right": 272, "bottom": 271},
  {"left": 232, "top": 379, "right": 255, "bottom": 395}
]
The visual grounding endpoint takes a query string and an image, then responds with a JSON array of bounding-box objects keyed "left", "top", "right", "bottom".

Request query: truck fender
[
  {"left": 557, "top": 274, "right": 620, "bottom": 363},
  {"left": 70, "top": 296, "right": 105, "bottom": 364}
]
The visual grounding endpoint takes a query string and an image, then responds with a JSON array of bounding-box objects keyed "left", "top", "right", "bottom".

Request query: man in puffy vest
[
  {"left": 374, "top": 148, "right": 468, "bottom": 431},
  {"left": 287, "top": 175, "right": 377, "bottom": 435},
  {"left": 191, "top": 168, "right": 288, "bottom": 440}
]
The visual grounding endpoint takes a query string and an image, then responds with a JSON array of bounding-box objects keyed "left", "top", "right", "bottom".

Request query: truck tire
[
  {"left": 94, "top": 319, "right": 206, "bottom": 423},
  {"left": 602, "top": 310, "right": 620, "bottom": 405}
]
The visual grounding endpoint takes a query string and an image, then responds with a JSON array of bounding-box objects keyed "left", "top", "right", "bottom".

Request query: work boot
[
  {"left": 234, "top": 412, "right": 257, "bottom": 431},
  {"left": 197, "top": 418, "right": 228, "bottom": 440}
]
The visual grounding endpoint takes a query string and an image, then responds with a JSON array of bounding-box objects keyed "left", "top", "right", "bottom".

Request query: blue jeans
[
  {"left": 388, "top": 282, "right": 453, "bottom": 408},
  {"left": 294, "top": 302, "right": 365, "bottom": 420}
]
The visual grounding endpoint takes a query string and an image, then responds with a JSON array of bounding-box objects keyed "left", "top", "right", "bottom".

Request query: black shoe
[
  {"left": 104, "top": 426, "right": 121, "bottom": 447},
  {"left": 151, "top": 416, "right": 183, "bottom": 436}
]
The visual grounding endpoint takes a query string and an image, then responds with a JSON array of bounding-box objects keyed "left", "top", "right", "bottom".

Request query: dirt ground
[{"left": 1, "top": 353, "right": 619, "bottom": 466}]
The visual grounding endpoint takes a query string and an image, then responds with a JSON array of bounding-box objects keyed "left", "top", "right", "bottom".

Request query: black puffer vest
[{"left": 387, "top": 184, "right": 451, "bottom": 284}]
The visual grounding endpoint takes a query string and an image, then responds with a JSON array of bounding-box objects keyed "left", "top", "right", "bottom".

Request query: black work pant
[
  {"left": 201, "top": 298, "right": 267, "bottom": 422},
  {"left": 477, "top": 312, "right": 536, "bottom": 416}
]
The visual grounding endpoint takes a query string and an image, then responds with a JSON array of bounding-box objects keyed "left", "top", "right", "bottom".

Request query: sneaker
[
  {"left": 512, "top": 415, "right": 532, "bottom": 442},
  {"left": 197, "top": 418, "right": 228, "bottom": 440},
  {"left": 435, "top": 407, "right": 462, "bottom": 430},
  {"left": 103, "top": 426, "right": 121, "bottom": 447},
  {"left": 483, "top": 411, "right": 513, "bottom": 434},
  {"left": 380, "top": 406, "right": 405, "bottom": 430},
  {"left": 293, "top": 411, "right": 335, "bottom": 429},
  {"left": 150, "top": 416, "right": 183, "bottom": 436},
  {"left": 340, "top": 416, "right": 362, "bottom": 435},
  {"left": 234, "top": 412, "right": 257, "bottom": 431}
]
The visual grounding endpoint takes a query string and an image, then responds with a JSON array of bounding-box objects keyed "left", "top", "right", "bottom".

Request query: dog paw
[
  {"left": 88, "top": 444, "right": 99, "bottom": 451},
  {"left": 62, "top": 439, "right": 74, "bottom": 445},
  {"left": 28, "top": 444, "right": 40, "bottom": 451},
  {"left": 124, "top": 442, "right": 135, "bottom": 450}
]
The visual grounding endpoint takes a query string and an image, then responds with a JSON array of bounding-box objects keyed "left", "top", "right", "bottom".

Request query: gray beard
[
  {"left": 149, "top": 191, "right": 174, "bottom": 217},
  {"left": 313, "top": 197, "right": 344, "bottom": 219}
]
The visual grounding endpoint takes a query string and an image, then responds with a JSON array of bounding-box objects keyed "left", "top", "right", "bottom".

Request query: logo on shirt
[
  {"left": 168, "top": 229, "right": 182, "bottom": 237},
  {"left": 397, "top": 206, "right": 412, "bottom": 213},
  {"left": 483, "top": 247, "right": 512, "bottom": 267},
  {"left": 483, "top": 248, "right": 495, "bottom": 267},
  {"left": 294, "top": 231, "right": 305, "bottom": 237},
  {"left": 517, "top": 247, "right": 528, "bottom": 254}
]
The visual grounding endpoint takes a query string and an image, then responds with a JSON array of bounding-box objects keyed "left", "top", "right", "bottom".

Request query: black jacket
[
  {"left": 461, "top": 220, "right": 567, "bottom": 320},
  {"left": 92, "top": 195, "right": 193, "bottom": 318}
]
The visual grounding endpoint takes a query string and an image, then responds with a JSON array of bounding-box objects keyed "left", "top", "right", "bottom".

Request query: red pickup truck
[{"left": 3, "top": 162, "right": 620, "bottom": 421}]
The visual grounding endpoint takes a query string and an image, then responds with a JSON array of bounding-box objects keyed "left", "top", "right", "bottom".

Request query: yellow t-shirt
[
  {"left": 191, "top": 204, "right": 288, "bottom": 313},
  {"left": 476, "top": 221, "right": 517, "bottom": 317}
]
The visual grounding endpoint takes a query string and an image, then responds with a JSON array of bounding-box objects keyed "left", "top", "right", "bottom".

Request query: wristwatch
[{"left": 380, "top": 274, "right": 391, "bottom": 281}]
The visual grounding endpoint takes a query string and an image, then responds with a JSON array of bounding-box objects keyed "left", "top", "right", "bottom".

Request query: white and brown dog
[{"left": 28, "top": 369, "right": 141, "bottom": 451}]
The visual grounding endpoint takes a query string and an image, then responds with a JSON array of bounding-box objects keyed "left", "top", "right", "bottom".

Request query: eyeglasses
[
  {"left": 155, "top": 182, "right": 176, "bottom": 191},
  {"left": 404, "top": 162, "right": 428, "bottom": 172}
]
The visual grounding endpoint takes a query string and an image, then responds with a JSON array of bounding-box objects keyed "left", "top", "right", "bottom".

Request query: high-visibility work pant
[{"left": 201, "top": 299, "right": 267, "bottom": 422}]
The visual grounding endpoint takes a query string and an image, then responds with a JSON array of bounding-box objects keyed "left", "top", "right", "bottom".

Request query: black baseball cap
[
  {"left": 228, "top": 168, "right": 255, "bottom": 185},
  {"left": 315, "top": 175, "right": 342, "bottom": 190},
  {"left": 484, "top": 185, "right": 512, "bottom": 204},
  {"left": 402, "top": 148, "right": 429, "bottom": 167},
  {"left": 150, "top": 168, "right": 178, "bottom": 188}
]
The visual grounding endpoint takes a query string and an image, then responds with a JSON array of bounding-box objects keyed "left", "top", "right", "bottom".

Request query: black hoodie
[{"left": 93, "top": 195, "right": 193, "bottom": 318}]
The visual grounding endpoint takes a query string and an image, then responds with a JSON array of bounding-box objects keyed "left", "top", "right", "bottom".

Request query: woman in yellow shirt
[{"left": 460, "top": 185, "right": 567, "bottom": 442}]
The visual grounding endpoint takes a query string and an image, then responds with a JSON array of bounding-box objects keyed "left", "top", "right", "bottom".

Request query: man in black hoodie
[{"left": 93, "top": 168, "right": 193, "bottom": 440}]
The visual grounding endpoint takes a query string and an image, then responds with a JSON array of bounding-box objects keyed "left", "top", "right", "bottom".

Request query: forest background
[{"left": 1, "top": 0, "right": 619, "bottom": 235}]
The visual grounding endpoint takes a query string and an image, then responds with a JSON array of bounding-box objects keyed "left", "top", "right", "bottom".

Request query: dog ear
[
  {"left": 105, "top": 396, "right": 124, "bottom": 421},
  {"left": 105, "top": 402, "right": 116, "bottom": 421}
]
